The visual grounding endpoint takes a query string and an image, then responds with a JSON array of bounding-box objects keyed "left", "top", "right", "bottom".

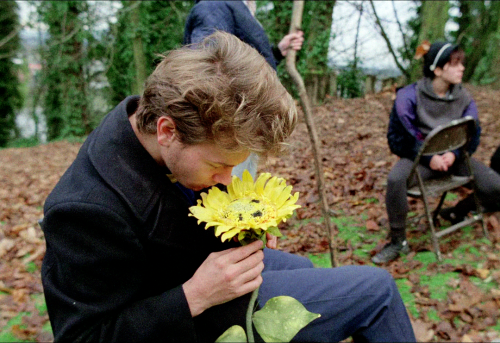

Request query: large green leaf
[
  {"left": 215, "top": 325, "right": 247, "bottom": 342},
  {"left": 252, "top": 296, "right": 320, "bottom": 342}
]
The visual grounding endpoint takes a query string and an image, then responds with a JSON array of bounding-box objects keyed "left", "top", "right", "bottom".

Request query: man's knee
[
  {"left": 292, "top": 254, "right": 314, "bottom": 269},
  {"left": 362, "top": 267, "right": 398, "bottom": 300},
  {"left": 263, "top": 249, "right": 313, "bottom": 271}
]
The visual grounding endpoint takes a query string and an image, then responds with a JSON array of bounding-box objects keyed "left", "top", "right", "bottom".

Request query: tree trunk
[
  {"left": 461, "top": 1, "right": 500, "bottom": 82},
  {"left": 130, "top": 1, "right": 147, "bottom": 95},
  {"left": 410, "top": 1, "right": 449, "bottom": 82},
  {"left": 286, "top": 1, "right": 339, "bottom": 268},
  {"left": 489, "top": 13, "right": 500, "bottom": 89}
]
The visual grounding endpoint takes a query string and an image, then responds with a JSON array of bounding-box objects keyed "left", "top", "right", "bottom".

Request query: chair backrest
[{"left": 419, "top": 116, "right": 476, "bottom": 157}]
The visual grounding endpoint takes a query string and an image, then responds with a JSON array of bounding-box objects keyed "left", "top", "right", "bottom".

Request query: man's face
[
  {"left": 438, "top": 61, "right": 465, "bottom": 85},
  {"left": 161, "top": 139, "right": 250, "bottom": 191}
]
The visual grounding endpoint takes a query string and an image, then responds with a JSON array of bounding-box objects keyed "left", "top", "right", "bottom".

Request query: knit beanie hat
[{"left": 423, "top": 41, "right": 458, "bottom": 76}]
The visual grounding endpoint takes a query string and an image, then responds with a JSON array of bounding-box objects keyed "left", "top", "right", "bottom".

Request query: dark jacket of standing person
[{"left": 184, "top": 0, "right": 284, "bottom": 70}]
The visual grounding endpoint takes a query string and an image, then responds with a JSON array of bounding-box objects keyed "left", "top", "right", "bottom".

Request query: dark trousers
[
  {"left": 386, "top": 156, "right": 500, "bottom": 230},
  {"left": 260, "top": 249, "right": 416, "bottom": 342}
]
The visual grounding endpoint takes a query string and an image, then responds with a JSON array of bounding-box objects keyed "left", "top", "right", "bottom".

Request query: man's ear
[{"left": 157, "top": 116, "right": 176, "bottom": 147}]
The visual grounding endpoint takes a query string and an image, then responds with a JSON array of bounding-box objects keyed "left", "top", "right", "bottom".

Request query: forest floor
[{"left": 1, "top": 84, "right": 500, "bottom": 342}]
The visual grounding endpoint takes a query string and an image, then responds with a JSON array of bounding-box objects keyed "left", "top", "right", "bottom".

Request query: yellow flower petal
[
  {"left": 221, "top": 228, "right": 242, "bottom": 242},
  {"left": 204, "top": 187, "right": 230, "bottom": 209},
  {"left": 275, "top": 185, "right": 294, "bottom": 208},
  {"left": 255, "top": 173, "right": 271, "bottom": 195},
  {"left": 228, "top": 175, "right": 243, "bottom": 198},
  {"left": 189, "top": 206, "right": 215, "bottom": 223},
  {"left": 215, "top": 224, "right": 234, "bottom": 236}
]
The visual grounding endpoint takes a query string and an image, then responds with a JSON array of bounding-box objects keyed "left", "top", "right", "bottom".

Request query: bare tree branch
[
  {"left": 353, "top": 2, "right": 363, "bottom": 68},
  {"left": 368, "top": 0, "right": 409, "bottom": 79},
  {"left": 392, "top": 0, "right": 411, "bottom": 60}
]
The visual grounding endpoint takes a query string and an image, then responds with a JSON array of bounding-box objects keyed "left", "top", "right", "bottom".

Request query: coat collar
[{"left": 87, "top": 96, "right": 178, "bottom": 222}]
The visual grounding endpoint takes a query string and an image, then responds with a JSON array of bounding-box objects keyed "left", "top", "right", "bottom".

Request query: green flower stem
[{"left": 246, "top": 286, "right": 260, "bottom": 343}]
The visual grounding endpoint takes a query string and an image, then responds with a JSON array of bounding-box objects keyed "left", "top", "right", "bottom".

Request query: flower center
[{"left": 223, "top": 198, "right": 274, "bottom": 224}]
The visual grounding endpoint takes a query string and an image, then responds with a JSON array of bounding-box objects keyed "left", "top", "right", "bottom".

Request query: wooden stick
[{"left": 285, "top": 0, "right": 339, "bottom": 268}]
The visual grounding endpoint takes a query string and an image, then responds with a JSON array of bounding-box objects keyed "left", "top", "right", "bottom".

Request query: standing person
[
  {"left": 41, "top": 32, "right": 415, "bottom": 342},
  {"left": 184, "top": 0, "right": 304, "bottom": 179},
  {"left": 372, "top": 41, "right": 500, "bottom": 264}
]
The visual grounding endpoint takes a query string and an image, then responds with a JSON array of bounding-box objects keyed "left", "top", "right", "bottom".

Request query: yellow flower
[{"left": 189, "top": 170, "right": 301, "bottom": 243}]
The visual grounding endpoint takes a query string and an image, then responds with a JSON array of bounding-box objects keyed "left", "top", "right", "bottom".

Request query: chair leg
[
  {"left": 432, "top": 191, "right": 448, "bottom": 227},
  {"left": 422, "top": 191, "right": 442, "bottom": 261},
  {"left": 465, "top": 155, "right": 489, "bottom": 239},
  {"left": 471, "top": 190, "right": 488, "bottom": 238}
]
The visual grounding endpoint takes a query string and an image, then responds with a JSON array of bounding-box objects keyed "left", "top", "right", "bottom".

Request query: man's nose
[{"left": 213, "top": 168, "right": 233, "bottom": 185}]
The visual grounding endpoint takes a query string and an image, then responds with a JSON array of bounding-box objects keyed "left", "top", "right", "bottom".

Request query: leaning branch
[{"left": 286, "top": 0, "right": 339, "bottom": 268}]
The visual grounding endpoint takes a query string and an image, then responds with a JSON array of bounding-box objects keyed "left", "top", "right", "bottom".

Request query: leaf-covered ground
[{"left": 1, "top": 84, "right": 499, "bottom": 342}]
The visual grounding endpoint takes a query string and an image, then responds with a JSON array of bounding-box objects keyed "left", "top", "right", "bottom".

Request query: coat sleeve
[{"left": 42, "top": 202, "right": 198, "bottom": 343}]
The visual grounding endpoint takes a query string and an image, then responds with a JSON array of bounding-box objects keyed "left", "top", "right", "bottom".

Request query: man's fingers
[
  {"left": 266, "top": 233, "right": 277, "bottom": 249},
  {"left": 233, "top": 248, "right": 264, "bottom": 276},
  {"left": 223, "top": 239, "right": 263, "bottom": 264}
]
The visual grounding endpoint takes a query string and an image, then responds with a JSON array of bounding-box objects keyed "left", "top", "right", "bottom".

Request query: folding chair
[{"left": 406, "top": 116, "right": 488, "bottom": 261}]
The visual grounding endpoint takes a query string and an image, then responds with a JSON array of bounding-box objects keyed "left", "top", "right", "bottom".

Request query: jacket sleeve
[
  {"left": 387, "top": 85, "right": 422, "bottom": 161},
  {"left": 42, "top": 202, "right": 197, "bottom": 343},
  {"left": 185, "top": 3, "right": 235, "bottom": 45},
  {"left": 272, "top": 45, "right": 284, "bottom": 65}
]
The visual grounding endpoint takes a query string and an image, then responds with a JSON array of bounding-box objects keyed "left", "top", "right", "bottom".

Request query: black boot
[
  {"left": 440, "top": 195, "right": 476, "bottom": 224},
  {"left": 371, "top": 230, "right": 410, "bottom": 264}
]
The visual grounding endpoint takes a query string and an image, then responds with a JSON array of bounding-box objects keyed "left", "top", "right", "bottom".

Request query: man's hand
[
  {"left": 182, "top": 240, "right": 264, "bottom": 317},
  {"left": 278, "top": 31, "right": 304, "bottom": 56}
]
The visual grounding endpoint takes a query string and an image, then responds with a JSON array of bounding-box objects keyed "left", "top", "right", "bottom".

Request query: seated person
[
  {"left": 372, "top": 41, "right": 500, "bottom": 264},
  {"left": 41, "top": 31, "right": 415, "bottom": 342}
]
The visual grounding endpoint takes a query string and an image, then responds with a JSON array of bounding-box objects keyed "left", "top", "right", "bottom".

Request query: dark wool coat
[
  {"left": 184, "top": 0, "right": 283, "bottom": 70},
  {"left": 41, "top": 96, "right": 250, "bottom": 343}
]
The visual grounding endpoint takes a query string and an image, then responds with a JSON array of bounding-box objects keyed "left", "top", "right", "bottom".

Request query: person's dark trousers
[
  {"left": 260, "top": 249, "right": 416, "bottom": 342},
  {"left": 386, "top": 156, "right": 500, "bottom": 232}
]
